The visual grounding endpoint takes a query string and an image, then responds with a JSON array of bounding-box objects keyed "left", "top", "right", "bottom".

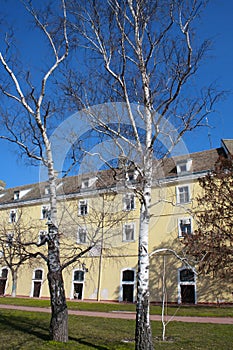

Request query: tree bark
[
  {"left": 135, "top": 191, "right": 154, "bottom": 350},
  {"left": 11, "top": 268, "right": 17, "bottom": 298},
  {"left": 47, "top": 225, "right": 68, "bottom": 342}
]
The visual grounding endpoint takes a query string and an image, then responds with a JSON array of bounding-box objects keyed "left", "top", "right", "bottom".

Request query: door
[
  {"left": 33, "top": 281, "right": 41, "bottom": 297},
  {"left": 0, "top": 279, "right": 7, "bottom": 295},
  {"left": 74, "top": 283, "right": 83, "bottom": 299},
  {"left": 181, "top": 285, "right": 195, "bottom": 304},
  {"left": 0, "top": 268, "right": 8, "bottom": 295},
  {"left": 122, "top": 284, "right": 134, "bottom": 302}
]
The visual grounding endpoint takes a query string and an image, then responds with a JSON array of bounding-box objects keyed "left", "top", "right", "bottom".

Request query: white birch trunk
[{"left": 11, "top": 269, "right": 17, "bottom": 298}]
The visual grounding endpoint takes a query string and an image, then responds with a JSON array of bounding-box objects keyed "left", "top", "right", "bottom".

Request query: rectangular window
[
  {"left": 6, "top": 232, "right": 14, "bottom": 246},
  {"left": 81, "top": 179, "right": 89, "bottom": 189},
  {"left": 124, "top": 194, "right": 135, "bottom": 211},
  {"left": 77, "top": 228, "right": 87, "bottom": 244},
  {"left": 78, "top": 200, "right": 88, "bottom": 216},
  {"left": 9, "top": 209, "right": 17, "bottom": 223},
  {"left": 177, "top": 185, "right": 190, "bottom": 204},
  {"left": 123, "top": 223, "right": 135, "bottom": 242},
  {"left": 14, "top": 191, "right": 20, "bottom": 200},
  {"left": 41, "top": 205, "right": 50, "bottom": 220},
  {"left": 38, "top": 230, "right": 47, "bottom": 244},
  {"left": 178, "top": 218, "right": 192, "bottom": 237}
]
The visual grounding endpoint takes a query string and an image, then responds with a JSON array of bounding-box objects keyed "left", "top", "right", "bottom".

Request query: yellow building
[{"left": 0, "top": 139, "right": 232, "bottom": 305}]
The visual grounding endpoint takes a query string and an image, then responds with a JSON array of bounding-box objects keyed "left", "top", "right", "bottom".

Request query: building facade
[{"left": 0, "top": 139, "right": 232, "bottom": 305}]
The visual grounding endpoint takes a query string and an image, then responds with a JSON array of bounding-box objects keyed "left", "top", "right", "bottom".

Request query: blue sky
[{"left": 0, "top": 0, "right": 232, "bottom": 188}]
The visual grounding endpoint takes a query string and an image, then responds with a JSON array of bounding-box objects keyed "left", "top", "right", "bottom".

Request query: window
[
  {"left": 178, "top": 218, "right": 192, "bottom": 237},
  {"left": 74, "top": 270, "right": 84, "bottom": 282},
  {"left": 78, "top": 200, "right": 88, "bottom": 216},
  {"left": 9, "top": 209, "right": 17, "bottom": 223},
  {"left": 180, "top": 269, "right": 195, "bottom": 282},
  {"left": 44, "top": 186, "right": 50, "bottom": 195},
  {"left": 14, "top": 191, "right": 20, "bottom": 200},
  {"left": 6, "top": 232, "right": 14, "bottom": 247},
  {"left": 122, "top": 270, "right": 135, "bottom": 282},
  {"left": 123, "top": 223, "right": 135, "bottom": 241},
  {"left": 34, "top": 269, "right": 43, "bottom": 280},
  {"left": 38, "top": 230, "right": 47, "bottom": 244},
  {"left": 124, "top": 194, "right": 135, "bottom": 211},
  {"left": 176, "top": 159, "right": 192, "bottom": 174},
  {"left": 176, "top": 185, "right": 190, "bottom": 204},
  {"left": 81, "top": 179, "right": 89, "bottom": 189},
  {"left": 41, "top": 205, "right": 50, "bottom": 220},
  {"left": 77, "top": 228, "right": 87, "bottom": 244}
]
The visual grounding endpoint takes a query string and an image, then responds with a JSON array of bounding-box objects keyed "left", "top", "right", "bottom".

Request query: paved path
[{"left": 0, "top": 304, "right": 232, "bottom": 324}]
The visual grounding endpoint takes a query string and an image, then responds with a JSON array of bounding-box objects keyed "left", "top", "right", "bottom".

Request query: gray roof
[{"left": 0, "top": 144, "right": 229, "bottom": 207}]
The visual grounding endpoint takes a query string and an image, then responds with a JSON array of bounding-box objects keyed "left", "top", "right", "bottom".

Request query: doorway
[
  {"left": 73, "top": 270, "right": 85, "bottom": 299},
  {"left": 178, "top": 268, "right": 196, "bottom": 304},
  {"left": 121, "top": 269, "right": 135, "bottom": 302},
  {"left": 32, "top": 269, "right": 43, "bottom": 298},
  {"left": 0, "top": 268, "right": 8, "bottom": 295}
]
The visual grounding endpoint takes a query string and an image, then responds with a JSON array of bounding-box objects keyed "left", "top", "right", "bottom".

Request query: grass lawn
[
  {"left": 0, "top": 297, "right": 233, "bottom": 317},
  {"left": 0, "top": 309, "right": 232, "bottom": 349}
]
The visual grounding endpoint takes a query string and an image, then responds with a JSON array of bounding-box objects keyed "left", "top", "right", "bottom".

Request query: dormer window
[
  {"left": 14, "top": 191, "right": 20, "bottom": 200},
  {"left": 45, "top": 186, "right": 50, "bottom": 195},
  {"left": 176, "top": 159, "right": 192, "bottom": 175},
  {"left": 81, "top": 179, "right": 89, "bottom": 189}
]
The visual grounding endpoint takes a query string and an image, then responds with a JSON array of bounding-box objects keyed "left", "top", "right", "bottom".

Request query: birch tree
[
  {"left": 64, "top": 1, "right": 223, "bottom": 348},
  {"left": 0, "top": 0, "right": 71, "bottom": 342}
]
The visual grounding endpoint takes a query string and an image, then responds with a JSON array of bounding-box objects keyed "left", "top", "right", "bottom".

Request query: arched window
[{"left": 34, "top": 269, "right": 43, "bottom": 280}]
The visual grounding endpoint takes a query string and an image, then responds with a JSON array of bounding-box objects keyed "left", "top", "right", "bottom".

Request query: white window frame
[
  {"left": 14, "top": 191, "right": 20, "bottom": 200},
  {"left": 78, "top": 199, "right": 88, "bottom": 216},
  {"left": 177, "top": 267, "right": 196, "bottom": 304},
  {"left": 119, "top": 268, "right": 136, "bottom": 302},
  {"left": 176, "top": 185, "right": 190, "bottom": 204},
  {"left": 9, "top": 209, "right": 17, "bottom": 223},
  {"left": 123, "top": 223, "right": 135, "bottom": 242},
  {"left": 123, "top": 193, "right": 135, "bottom": 211},
  {"left": 176, "top": 159, "right": 192, "bottom": 175},
  {"left": 70, "top": 269, "right": 85, "bottom": 300},
  {"left": 178, "top": 217, "right": 192, "bottom": 237},
  {"left": 30, "top": 268, "right": 44, "bottom": 298},
  {"left": 41, "top": 205, "right": 50, "bottom": 220},
  {"left": 77, "top": 227, "right": 87, "bottom": 244},
  {"left": 38, "top": 230, "right": 47, "bottom": 244}
]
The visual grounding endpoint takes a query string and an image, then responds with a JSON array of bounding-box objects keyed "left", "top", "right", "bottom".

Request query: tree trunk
[
  {"left": 47, "top": 224, "right": 68, "bottom": 342},
  {"left": 11, "top": 269, "right": 17, "bottom": 297},
  {"left": 135, "top": 199, "right": 153, "bottom": 350}
]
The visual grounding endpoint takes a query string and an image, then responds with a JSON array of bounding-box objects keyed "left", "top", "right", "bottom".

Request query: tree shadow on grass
[
  {"left": 0, "top": 311, "right": 50, "bottom": 341},
  {"left": 69, "top": 336, "right": 109, "bottom": 350}
]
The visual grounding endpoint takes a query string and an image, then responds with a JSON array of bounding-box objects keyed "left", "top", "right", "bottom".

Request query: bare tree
[
  {"left": 64, "top": 1, "right": 223, "bottom": 348},
  {"left": 184, "top": 155, "right": 233, "bottom": 278},
  {"left": 0, "top": 210, "right": 46, "bottom": 297},
  {"left": 0, "top": 0, "right": 72, "bottom": 342}
]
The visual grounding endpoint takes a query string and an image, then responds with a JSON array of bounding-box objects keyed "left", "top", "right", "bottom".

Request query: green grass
[
  {"left": 0, "top": 309, "right": 232, "bottom": 349},
  {"left": 0, "top": 297, "right": 233, "bottom": 317}
]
